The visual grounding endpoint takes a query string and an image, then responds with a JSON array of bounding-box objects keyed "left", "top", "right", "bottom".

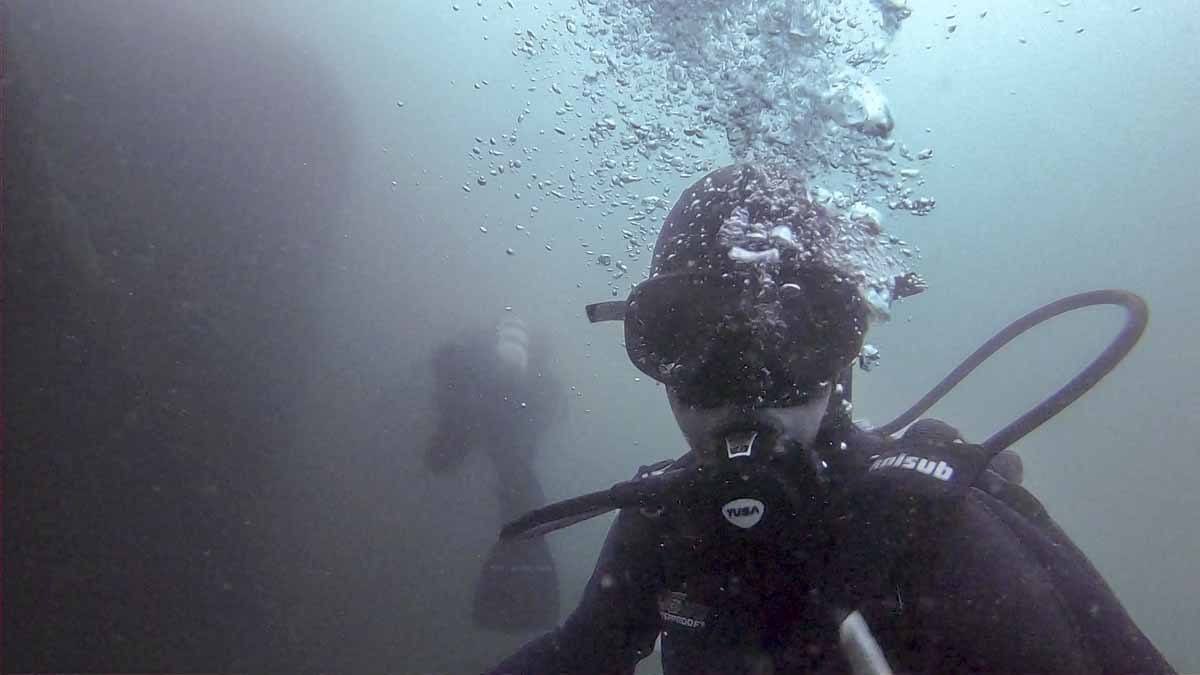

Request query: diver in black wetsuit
[
  {"left": 425, "top": 316, "right": 565, "bottom": 633},
  {"left": 485, "top": 164, "right": 1175, "bottom": 674}
]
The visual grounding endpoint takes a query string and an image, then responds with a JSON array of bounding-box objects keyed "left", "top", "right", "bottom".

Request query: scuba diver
[
  {"left": 484, "top": 164, "right": 1175, "bottom": 674},
  {"left": 424, "top": 315, "right": 566, "bottom": 633}
]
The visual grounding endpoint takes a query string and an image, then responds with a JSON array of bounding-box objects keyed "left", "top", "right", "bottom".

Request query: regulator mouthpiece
[{"left": 725, "top": 430, "right": 759, "bottom": 460}]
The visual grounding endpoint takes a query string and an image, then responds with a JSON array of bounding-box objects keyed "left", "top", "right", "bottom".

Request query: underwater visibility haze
[{"left": 3, "top": 0, "right": 1198, "bottom": 672}]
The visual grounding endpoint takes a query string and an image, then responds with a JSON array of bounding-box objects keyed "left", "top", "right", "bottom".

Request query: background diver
[
  {"left": 424, "top": 315, "right": 566, "bottom": 633},
  {"left": 484, "top": 163, "right": 1174, "bottom": 674}
]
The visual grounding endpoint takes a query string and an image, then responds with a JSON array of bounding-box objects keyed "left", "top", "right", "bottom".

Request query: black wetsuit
[{"left": 487, "top": 422, "right": 1174, "bottom": 674}]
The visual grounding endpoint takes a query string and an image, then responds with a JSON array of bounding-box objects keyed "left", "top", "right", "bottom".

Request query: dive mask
[{"left": 591, "top": 264, "right": 868, "bottom": 409}]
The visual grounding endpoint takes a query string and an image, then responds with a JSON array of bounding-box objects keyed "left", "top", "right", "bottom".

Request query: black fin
[{"left": 471, "top": 538, "right": 560, "bottom": 633}]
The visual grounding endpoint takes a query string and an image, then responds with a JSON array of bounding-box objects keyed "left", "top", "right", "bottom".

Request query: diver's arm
[
  {"left": 484, "top": 508, "right": 663, "bottom": 675},
  {"left": 843, "top": 420, "right": 1174, "bottom": 673},
  {"left": 971, "top": 483, "right": 1172, "bottom": 673},
  {"left": 890, "top": 480, "right": 1177, "bottom": 674}
]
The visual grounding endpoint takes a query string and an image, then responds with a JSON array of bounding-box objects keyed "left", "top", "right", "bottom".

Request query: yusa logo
[{"left": 721, "top": 498, "right": 765, "bottom": 529}]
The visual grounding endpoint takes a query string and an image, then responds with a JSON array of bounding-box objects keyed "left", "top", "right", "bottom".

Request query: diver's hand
[
  {"left": 887, "top": 419, "right": 1023, "bottom": 485},
  {"left": 833, "top": 419, "right": 1001, "bottom": 601},
  {"left": 837, "top": 418, "right": 1024, "bottom": 568},
  {"left": 860, "top": 418, "right": 993, "bottom": 500}
]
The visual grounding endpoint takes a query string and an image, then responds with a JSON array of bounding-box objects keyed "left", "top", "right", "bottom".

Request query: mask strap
[{"left": 585, "top": 300, "right": 626, "bottom": 323}]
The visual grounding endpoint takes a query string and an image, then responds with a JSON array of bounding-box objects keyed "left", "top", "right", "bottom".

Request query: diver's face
[{"left": 666, "top": 382, "right": 833, "bottom": 462}]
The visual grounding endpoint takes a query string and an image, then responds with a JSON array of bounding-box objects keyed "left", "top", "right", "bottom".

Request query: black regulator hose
[
  {"left": 871, "top": 290, "right": 1149, "bottom": 455},
  {"left": 500, "top": 462, "right": 694, "bottom": 541},
  {"left": 501, "top": 290, "right": 1148, "bottom": 541}
]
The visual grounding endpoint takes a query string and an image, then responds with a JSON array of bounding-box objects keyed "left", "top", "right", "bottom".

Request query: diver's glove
[
  {"left": 859, "top": 419, "right": 993, "bottom": 499},
  {"left": 830, "top": 419, "right": 1002, "bottom": 602}
]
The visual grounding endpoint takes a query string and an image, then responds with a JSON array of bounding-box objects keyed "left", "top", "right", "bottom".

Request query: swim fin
[{"left": 472, "top": 537, "right": 560, "bottom": 633}]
